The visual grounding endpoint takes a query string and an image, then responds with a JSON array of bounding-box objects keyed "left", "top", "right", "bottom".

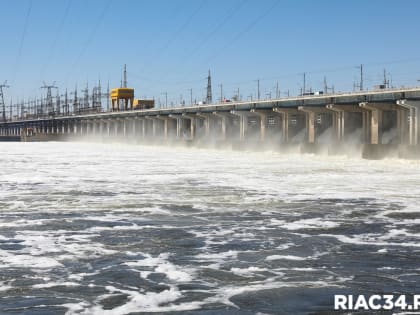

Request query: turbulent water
[{"left": 0, "top": 142, "right": 420, "bottom": 315}]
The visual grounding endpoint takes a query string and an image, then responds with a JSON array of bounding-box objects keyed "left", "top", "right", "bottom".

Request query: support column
[
  {"left": 169, "top": 114, "right": 184, "bottom": 139},
  {"left": 231, "top": 110, "right": 256, "bottom": 142},
  {"left": 182, "top": 113, "right": 197, "bottom": 140},
  {"left": 326, "top": 106, "right": 344, "bottom": 141},
  {"left": 99, "top": 119, "right": 104, "bottom": 136},
  {"left": 145, "top": 116, "right": 158, "bottom": 138},
  {"left": 298, "top": 106, "right": 332, "bottom": 143},
  {"left": 359, "top": 102, "right": 397, "bottom": 144},
  {"left": 212, "top": 112, "right": 235, "bottom": 141},
  {"left": 123, "top": 118, "right": 127, "bottom": 137},
  {"left": 114, "top": 119, "right": 119, "bottom": 137},
  {"left": 132, "top": 117, "right": 137, "bottom": 136},
  {"left": 251, "top": 109, "right": 282, "bottom": 142},
  {"left": 141, "top": 118, "right": 146, "bottom": 139},
  {"left": 155, "top": 115, "right": 175, "bottom": 141},
  {"left": 196, "top": 113, "right": 213, "bottom": 138},
  {"left": 396, "top": 99, "right": 420, "bottom": 145},
  {"left": 273, "top": 108, "right": 301, "bottom": 143}
]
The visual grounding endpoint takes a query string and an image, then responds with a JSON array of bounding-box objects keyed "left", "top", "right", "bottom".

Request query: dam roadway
[{"left": 2, "top": 87, "right": 420, "bottom": 159}]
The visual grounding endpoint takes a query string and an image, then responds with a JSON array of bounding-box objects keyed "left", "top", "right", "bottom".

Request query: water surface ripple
[{"left": 0, "top": 142, "right": 419, "bottom": 315}]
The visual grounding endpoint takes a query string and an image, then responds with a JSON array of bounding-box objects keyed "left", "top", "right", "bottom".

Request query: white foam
[
  {"left": 0, "top": 230, "right": 117, "bottom": 272},
  {"left": 0, "top": 252, "right": 63, "bottom": 269},
  {"left": 124, "top": 253, "right": 193, "bottom": 282},
  {"left": 266, "top": 255, "right": 308, "bottom": 261},
  {"left": 283, "top": 218, "right": 340, "bottom": 230},
  {"left": 322, "top": 234, "right": 420, "bottom": 248},
  {"left": 0, "top": 281, "right": 12, "bottom": 292},
  {"left": 33, "top": 281, "right": 80, "bottom": 289},
  {"left": 155, "top": 263, "right": 192, "bottom": 282},
  {"left": 195, "top": 250, "right": 238, "bottom": 260},
  {"left": 230, "top": 266, "right": 270, "bottom": 277},
  {"left": 66, "top": 286, "right": 203, "bottom": 315}
]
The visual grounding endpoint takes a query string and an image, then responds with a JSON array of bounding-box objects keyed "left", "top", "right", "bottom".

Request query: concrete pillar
[
  {"left": 122, "top": 118, "right": 127, "bottom": 137},
  {"left": 396, "top": 99, "right": 420, "bottom": 145},
  {"left": 251, "top": 109, "right": 282, "bottom": 142},
  {"left": 145, "top": 116, "right": 157, "bottom": 138},
  {"left": 231, "top": 110, "right": 254, "bottom": 142},
  {"left": 182, "top": 114, "right": 197, "bottom": 140},
  {"left": 163, "top": 118, "right": 168, "bottom": 140},
  {"left": 141, "top": 118, "right": 146, "bottom": 139},
  {"left": 155, "top": 115, "right": 175, "bottom": 141},
  {"left": 169, "top": 115, "right": 184, "bottom": 139},
  {"left": 131, "top": 117, "right": 137, "bottom": 136},
  {"left": 99, "top": 120, "right": 104, "bottom": 135},
  {"left": 114, "top": 119, "right": 119, "bottom": 137},
  {"left": 273, "top": 108, "right": 301, "bottom": 143},
  {"left": 212, "top": 112, "right": 235, "bottom": 141},
  {"left": 298, "top": 106, "right": 332, "bottom": 144},
  {"left": 196, "top": 113, "right": 212, "bottom": 138},
  {"left": 396, "top": 108, "right": 409, "bottom": 144},
  {"left": 177, "top": 118, "right": 182, "bottom": 138},
  {"left": 325, "top": 104, "right": 359, "bottom": 142},
  {"left": 359, "top": 102, "right": 398, "bottom": 144},
  {"left": 328, "top": 107, "right": 344, "bottom": 141}
]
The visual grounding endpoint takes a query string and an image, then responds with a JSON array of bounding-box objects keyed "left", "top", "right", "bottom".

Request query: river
[{"left": 0, "top": 142, "right": 419, "bottom": 314}]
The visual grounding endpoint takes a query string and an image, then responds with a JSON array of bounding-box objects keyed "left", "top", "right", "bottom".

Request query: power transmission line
[
  {"left": 137, "top": 0, "right": 206, "bottom": 76},
  {"left": 65, "top": 0, "right": 111, "bottom": 85},
  {"left": 202, "top": 0, "right": 280, "bottom": 65},
  {"left": 40, "top": 0, "right": 72, "bottom": 80},
  {"left": 0, "top": 81, "right": 10, "bottom": 122},
  {"left": 12, "top": 0, "right": 32, "bottom": 85},
  {"left": 155, "top": 0, "right": 249, "bottom": 84}
]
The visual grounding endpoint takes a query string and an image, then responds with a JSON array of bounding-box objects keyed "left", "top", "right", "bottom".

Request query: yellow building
[{"left": 111, "top": 88, "right": 134, "bottom": 111}]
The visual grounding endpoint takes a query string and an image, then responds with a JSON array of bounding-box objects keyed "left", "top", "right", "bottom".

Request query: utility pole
[
  {"left": 107, "top": 81, "right": 110, "bottom": 112},
  {"left": 56, "top": 91, "right": 60, "bottom": 115},
  {"left": 97, "top": 80, "right": 102, "bottom": 112},
  {"left": 383, "top": 69, "right": 390, "bottom": 89},
  {"left": 188, "top": 88, "right": 193, "bottom": 105},
  {"left": 0, "top": 81, "right": 10, "bottom": 122},
  {"left": 81, "top": 83, "right": 89, "bottom": 112},
  {"left": 323, "top": 76, "right": 334, "bottom": 94},
  {"left": 73, "top": 84, "right": 78, "bottom": 114},
  {"left": 64, "top": 89, "right": 68, "bottom": 115},
  {"left": 9, "top": 99, "right": 12, "bottom": 120},
  {"left": 41, "top": 82, "right": 58, "bottom": 116},
  {"left": 256, "top": 79, "right": 260, "bottom": 100},
  {"left": 275, "top": 81, "right": 279, "bottom": 99},
  {"left": 235, "top": 88, "right": 240, "bottom": 101},
  {"left": 123, "top": 64, "right": 127, "bottom": 88},
  {"left": 206, "top": 70, "right": 212, "bottom": 104},
  {"left": 323, "top": 76, "right": 328, "bottom": 94},
  {"left": 303, "top": 72, "right": 306, "bottom": 95},
  {"left": 219, "top": 84, "right": 223, "bottom": 103},
  {"left": 161, "top": 92, "right": 167, "bottom": 108},
  {"left": 359, "top": 64, "right": 364, "bottom": 91}
]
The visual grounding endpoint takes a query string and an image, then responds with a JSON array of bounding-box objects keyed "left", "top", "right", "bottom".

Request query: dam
[{"left": 1, "top": 87, "right": 420, "bottom": 159}]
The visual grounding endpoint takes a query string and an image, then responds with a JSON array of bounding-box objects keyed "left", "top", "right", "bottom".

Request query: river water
[{"left": 0, "top": 142, "right": 419, "bottom": 315}]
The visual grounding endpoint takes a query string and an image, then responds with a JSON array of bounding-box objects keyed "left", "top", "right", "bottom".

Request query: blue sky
[{"left": 1, "top": 0, "right": 420, "bottom": 106}]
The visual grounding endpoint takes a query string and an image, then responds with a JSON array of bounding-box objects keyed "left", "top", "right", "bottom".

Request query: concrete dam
[{"left": 2, "top": 87, "right": 420, "bottom": 159}]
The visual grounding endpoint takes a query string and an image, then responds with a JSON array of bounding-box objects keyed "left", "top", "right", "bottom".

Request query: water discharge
[{"left": 0, "top": 142, "right": 419, "bottom": 314}]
